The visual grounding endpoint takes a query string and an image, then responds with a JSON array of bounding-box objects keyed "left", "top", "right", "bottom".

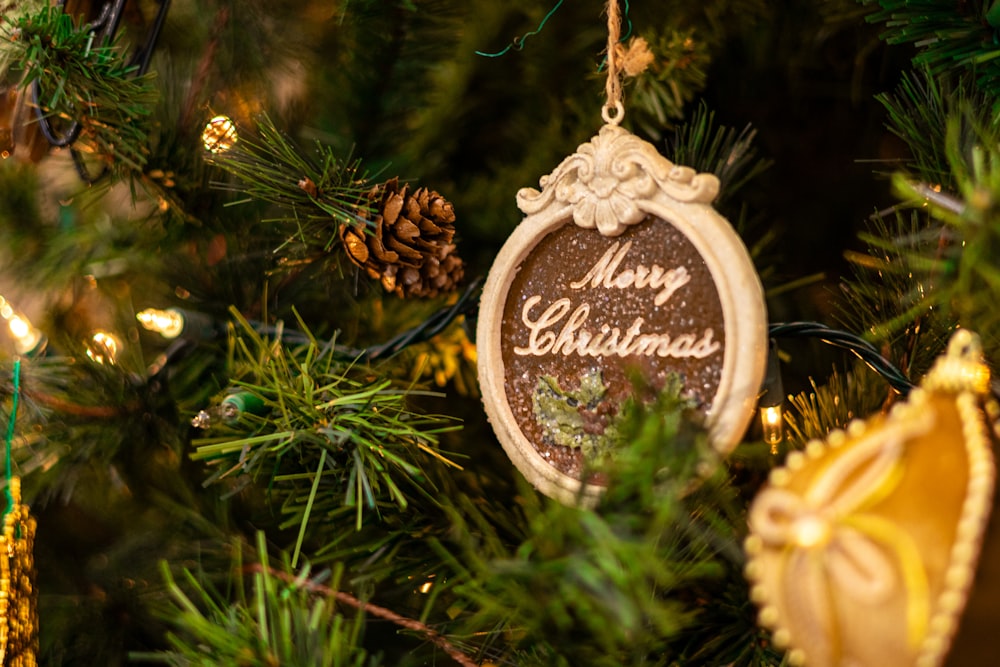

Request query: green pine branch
[
  {"left": 668, "top": 102, "right": 773, "bottom": 212},
  {"left": 783, "top": 367, "right": 897, "bottom": 445},
  {"left": 876, "top": 69, "right": 997, "bottom": 188},
  {"left": 191, "top": 309, "right": 461, "bottom": 549},
  {"left": 206, "top": 113, "right": 375, "bottom": 252},
  {"left": 628, "top": 29, "right": 711, "bottom": 141},
  {"left": 843, "top": 108, "right": 1000, "bottom": 360},
  {"left": 2, "top": 6, "right": 157, "bottom": 178},
  {"left": 862, "top": 0, "right": 1000, "bottom": 94},
  {"left": 144, "top": 534, "right": 379, "bottom": 667}
]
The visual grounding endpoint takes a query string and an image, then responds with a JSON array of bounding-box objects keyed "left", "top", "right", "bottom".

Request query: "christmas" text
[{"left": 512, "top": 296, "right": 719, "bottom": 359}]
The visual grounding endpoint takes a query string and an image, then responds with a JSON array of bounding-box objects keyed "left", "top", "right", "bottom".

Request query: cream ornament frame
[{"left": 477, "top": 123, "right": 768, "bottom": 504}]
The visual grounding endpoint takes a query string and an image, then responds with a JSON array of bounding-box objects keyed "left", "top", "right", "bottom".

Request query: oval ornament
[{"left": 477, "top": 125, "right": 768, "bottom": 504}]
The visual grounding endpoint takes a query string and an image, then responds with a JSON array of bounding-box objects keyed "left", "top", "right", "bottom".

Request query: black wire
[
  {"left": 32, "top": 79, "right": 82, "bottom": 148},
  {"left": 360, "top": 278, "right": 482, "bottom": 362},
  {"left": 70, "top": 147, "right": 109, "bottom": 184},
  {"left": 768, "top": 321, "right": 915, "bottom": 395},
  {"left": 128, "top": 0, "right": 172, "bottom": 76},
  {"left": 246, "top": 278, "right": 484, "bottom": 363}
]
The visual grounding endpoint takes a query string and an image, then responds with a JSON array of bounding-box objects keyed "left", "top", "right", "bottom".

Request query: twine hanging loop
[
  {"left": 602, "top": 2, "right": 653, "bottom": 125},
  {"left": 602, "top": 0, "right": 625, "bottom": 125}
]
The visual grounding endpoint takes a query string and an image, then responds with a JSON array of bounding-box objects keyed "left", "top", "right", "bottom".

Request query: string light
[
  {"left": 136, "top": 308, "right": 185, "bottom": 339},
  {"left": 0, "top": 294, "right": 44, "bottom": 355},
  {"left": 202, "top": 115, "right": 238, "bottom": 153},
  {"left": 192, "top": 391, "right": 268, "bottom": 429},
  {"left": 86, "top": 331, "right": 121, "bottom": 365},
  {"left": 761, "top": 405, "right": 784, "bottom": 451},
  {"left": 417, "top": 574, "right": 436, "bottom": 594},
  {"left": 758, "top": 339, "right": 785, "bottom": 452}
]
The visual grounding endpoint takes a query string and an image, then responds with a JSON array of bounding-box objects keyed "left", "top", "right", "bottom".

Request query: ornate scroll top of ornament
[{"left": 516, "top": 125, "right": 720, "bottom": 237}]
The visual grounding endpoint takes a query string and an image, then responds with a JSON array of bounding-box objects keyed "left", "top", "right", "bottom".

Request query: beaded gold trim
[{"left": 0, "top": 477, "right": 37, "bottom": 667}]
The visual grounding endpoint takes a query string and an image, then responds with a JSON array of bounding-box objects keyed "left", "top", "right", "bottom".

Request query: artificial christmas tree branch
[
  {"left": 245, "top": 563, "right": 478, "bottom": 667},
  {"left": 1, "top": 5, "right": 157, "bottom": 177},
  {"left": 191, "top": 310, "right": 461, "bottom": 537},
  {"left": 207, "top": 112, "right": 372, "bottom": 228},
  {"left": 863, "top": 0, "right": 1000, "bottom": 94},
  {"left": 3, "top": 0, "right": 1000, "bottom": 664}
]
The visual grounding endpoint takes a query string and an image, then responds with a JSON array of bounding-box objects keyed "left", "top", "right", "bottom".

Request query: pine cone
[{"left": 340, "top": 178, "right": 464, "bottom": 298}]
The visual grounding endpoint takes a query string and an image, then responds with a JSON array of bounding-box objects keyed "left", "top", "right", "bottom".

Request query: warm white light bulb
[
  {"left": 0, "top": 295, "right": 44, "bottom": 354},
  {"left": 87, "top": 331, "right": 121, "bottom": 365},
  {"left": 8, "top": 315, "right": 42, "bottom": 354},
  {"left": 8, "top": 315, "right": 30, "bottom": 339},
  {"left": 136, "top": 308, "right": 185, "bottom": 339},
  {"left": 761, "top": 405, "right": 784, "bottom": 451},
  {"left": 202, "top": 115, "right": 238, "bottom": 153}
]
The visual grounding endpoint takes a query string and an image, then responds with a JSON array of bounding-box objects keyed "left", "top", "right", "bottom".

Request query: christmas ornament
[
  {"left": 1, "top": 359, "right": 38, "bottom": 666},
  {"left": 340, "top": 177, "right": 464, "bottom": 299},
  {"left": 477, "top": 4, "right": 767, "bottom": 504},
  {"left": 0, "top": 478, "right": 37, "bottom": 667},
  {"left": 745, "top": 329, "right": 997, "bottom": 667}
]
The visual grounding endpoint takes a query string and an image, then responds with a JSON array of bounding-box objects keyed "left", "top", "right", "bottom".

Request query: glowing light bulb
[
  {"left": 417, "top": 574, "right": 436, "bottom": 594},
  {"left": 761, "top": 404, "right": 784, "bottom": 452},
  {"left": 86, "top": 331, "right": 121, "bottom": 365},
  {"left": 8, "top": 315, "right": 30, "bottom": 339},
  {"left": 202, "top": 115, "right": 238, "bottom": 153},
  {"left": 136, "top": 308, "right": 185, "bottom": 339},
  {"left": 0, "top": 294, "right": 44, "bottom": 354}
]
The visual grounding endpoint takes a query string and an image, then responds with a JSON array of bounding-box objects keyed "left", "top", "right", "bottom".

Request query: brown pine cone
[{"left": 340, "top": 177, "right": 464, "bottom": 298}]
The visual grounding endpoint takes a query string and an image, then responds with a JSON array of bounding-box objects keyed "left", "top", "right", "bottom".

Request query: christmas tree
[{"left": 1, "top": 0, "right": 999, "bottom": 665}]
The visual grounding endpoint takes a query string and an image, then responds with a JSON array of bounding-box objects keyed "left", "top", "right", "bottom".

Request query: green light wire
[
  {"left": 3, "top": 358, "right": 20, "bottom": 520},
  {"left": 475, "top": 0, "right": 565, "bottom": 57},
  {"left": 475, "top": 1, "right": 634, "bottom": 69}
]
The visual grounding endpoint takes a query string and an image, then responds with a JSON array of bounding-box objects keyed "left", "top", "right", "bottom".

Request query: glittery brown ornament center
[{"left": 500, "top": 215, "right": 726, "bottom": 481}]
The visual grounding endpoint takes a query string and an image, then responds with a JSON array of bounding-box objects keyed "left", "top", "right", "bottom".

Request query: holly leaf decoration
[{"left": 532, "top": 370, "right": 620, "bottom": 463}]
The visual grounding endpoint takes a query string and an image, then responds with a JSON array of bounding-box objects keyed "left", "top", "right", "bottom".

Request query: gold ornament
[
  {"left": 745, "top": 329, "right": 996, "bottom": 667},
  {"left": 0, "top": 478, "right": 38, "bottom": 667},
  {"left": 201, "top": 114, "right": 238, "bottom": 153}
]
